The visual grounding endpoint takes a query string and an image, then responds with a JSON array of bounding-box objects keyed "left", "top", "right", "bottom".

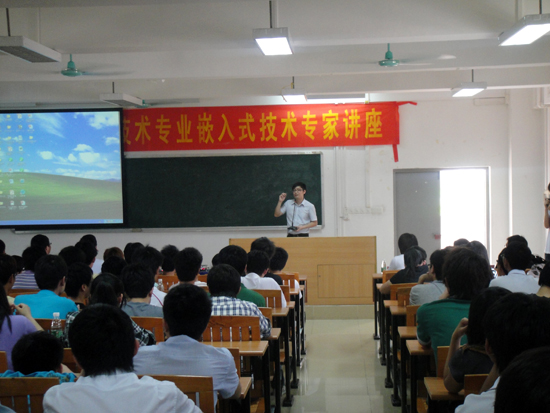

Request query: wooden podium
[{"left": 229, "top": 236, "right": 376, "bottom": 305}]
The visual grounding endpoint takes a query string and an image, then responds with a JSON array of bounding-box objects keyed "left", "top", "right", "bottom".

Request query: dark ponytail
[{"left": 89, "top": 273, "right": 126, "bottom": 308}]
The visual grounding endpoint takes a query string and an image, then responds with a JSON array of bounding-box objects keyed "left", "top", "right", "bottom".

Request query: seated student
[
  {"left": 58, "top": 246, "right": 86, "bottom": 267},
  {"left": 489, "top": 242, "right": 539, "bottom": 293},
  {"left": 417, "top": 247, "right": 493, "bottom": 361},
  {"left": 124, "top": 242, "right": 144, "bottom": 264},
  {"left": 0, "top": 287, "right": 42, "bottom": 370},
  {"left": 44, "top": 304, "right": 200, "bottom": 413},
  {"left": 250, "top": 237, "right": 282, "bottom": 285},
  {"left": 536, "top": 263, "right": 550, "bottom": 298},
  {"left": 65, "top": 263, "right": 93, "bottom": 310},
  {"left": 14, "top": 255, "right": 78, "bottom": 319},
  {"left": 80, "top": 234, "right": 103, "bottom": 274},
  {"left": 103, "top": 246, "right": 124, "bottom": 260},
  {"left": 495, "top": 248, "right": 508, "bottom": 276},
  {"left": 121, "top": 264, "right": 163, "bottom": 317},
  {"left": 134, "top": 284, "right": 240, "bottom": 405},
  {"left": 101, "top": 256, "right": 127, "bottom": 277},
  {"left": 131, "top": 246, "right": 166, "bottom": 307},
  {"left": 466, "top": 240, "right": 490, "bottom": 263},
  {"left": 31, "top": 234, "right": 51, "bottom": 255},
  {"left": 173, "top": 247, "right": 204, "bottom": 286},
  {"left": 65, "top": 273, "right": 155, "bottom": 347},
  {"left": 160, "top": 245, "right": 179, "bottom": 277},
  {"left": 494, "top": 347, "right": 550, "bottom": 413},
  {"left": 0, "top": 331, "right": 76, "bottom": 382},
  {"left": 379, "top": 246, "right": 428, "bottom": 295},
  {"left": 269, "top": 246, "right": 302, "bottom": 298},
  {"left": 0, "top": 255, "right": 18, "bottom": 305},
  {"left": 456, "top": 293, "right": 550, "bottom": 413},
  {"left": 0, "top": 239, "right": 5, "bottom": 255},
  {"left": 242, "top": 250, "right": 286, "bottom": 307},
  {"left": 453, "top": 238, "right": 470, "bottom": 247},
  {"left": 388, "top": 233, "right": 418, "bottom": 271},
  {"left": 217, "top": 245, "right": 266, "bottom": 307},
  {"left": 11, "top": 246, "right": 46, "bottom": 290},
  {"left": 443, "top": 287, "right": 511, "bottom": 393},
  {"left": 207, "top": 264, "right": 271, "bottom": 339},
  {"left": 410, "top": 248, "right": 450, "bottom": 305},
  {"left": 75, "top": 241, "right": 98, "bottom": 271}
]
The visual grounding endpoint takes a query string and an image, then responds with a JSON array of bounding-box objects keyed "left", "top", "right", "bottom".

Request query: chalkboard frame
[{"left": 124, "top": 151, "right": 323, "bottom": 230}]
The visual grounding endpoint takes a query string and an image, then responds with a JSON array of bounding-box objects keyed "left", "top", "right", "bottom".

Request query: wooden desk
[
  {"left": 389, "top": 305, "right": 406, "bottom": 406},
  {"left": 372, "top": 273, "right": 383, "bottom": 339},
  {"left": 204, "top": 341, "right": 271, "bottom": 413},
  {"left": 406, "top": 340, "right": 433, "bottom": 413},
  {"left": 272, "top": 306, "right": 293, "bottom": 407},
  {"left": 397, "top": 326, "right": 417, "bottom": 413},
  {"left": 230, "top": 237, "right": 376, "bottom": 305},
  {"left": 289, "top": 286, "right": 303, "bottom": 383}
]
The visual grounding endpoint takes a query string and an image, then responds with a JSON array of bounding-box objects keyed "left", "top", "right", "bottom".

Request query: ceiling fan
[
  {"left": 60, "top": 54, "right": 129, "bottom": 77},
  {"left": 375, "top": 43, "right": 455, "bottom": 67}
]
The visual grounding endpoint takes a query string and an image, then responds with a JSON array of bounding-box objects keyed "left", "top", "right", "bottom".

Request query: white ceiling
[{"left": 1, "top": 0, "right": 550, "bottom": 107}]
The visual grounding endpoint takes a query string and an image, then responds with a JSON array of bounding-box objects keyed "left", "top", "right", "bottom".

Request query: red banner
[{"left": 123, "top": 102, "right": 404, "bottom": 156}]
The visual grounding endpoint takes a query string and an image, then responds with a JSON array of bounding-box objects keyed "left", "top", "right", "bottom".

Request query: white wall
[{"left": 1, "top": 89, "right": 547, "bottom": 267}]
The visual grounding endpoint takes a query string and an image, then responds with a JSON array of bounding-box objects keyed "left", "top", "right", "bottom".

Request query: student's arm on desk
[
  {"left": 444, "top": 318, "right": 468, "bottom": 393},
  {"left": 379, "top": 280, "right": 392, "bottom": 295}
]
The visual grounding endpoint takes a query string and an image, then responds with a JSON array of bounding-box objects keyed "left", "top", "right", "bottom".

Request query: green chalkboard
[{"left": 124, "top": 154, "right": 322, "bottom": 228}]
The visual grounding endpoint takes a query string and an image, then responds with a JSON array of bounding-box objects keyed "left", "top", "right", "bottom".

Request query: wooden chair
[
  {"left": 0, "top": 352, "right": 8, "bottom": 373},
  {"left": 406, "top": 305, "right": 421, "bottom": 326},
  {"left": 145, "top": 375, "right": 215, "bottom": 413},
  {"left": 131, "top": 317, "right": 165, "bottom": 343},
  {"left": 389, "top": 282, "right": 417, "bottom": 300},
  {"left": 225, "top": 348, "right": 253, "bottom": 408},
  {"left": 0, "top": 377, "right": 59, "bottom": 413},
  {"left": 8, "top": 289, "right": 39, "bottom": 298},
  {"left": 396, "top": 285, "right": 414, "bottom": 307},
  {"left": 62, "top": 348, "right": 81, "bottom": 373},
  {"left": 382, "top": 270, "right": 399, "bottom": 283},
  {"left": 464, "top": 374, "right": 489, "bottom": 396},
  {"left": 201, "top": 316, "right": 261, "bottom": 342},
  {"left": 280, "top": 284, "right": 290, "bottom": 303},
  {"left": 158, "top": 275, "right": 179, "bottom": 291},
  {"left": 253, "top": 289, "right": 284, "bottom": 308},
  {"left": 197, "top": 274, "right": 208, "bottom": 283},
  {"left": 35, "top": 319, "right": 66, "bottom": 333},
  {"left": 424, "top": 346, "right": 464, "bottom": 406}
]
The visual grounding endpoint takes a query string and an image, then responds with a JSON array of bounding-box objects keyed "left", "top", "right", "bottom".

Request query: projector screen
[{"left": 0, "top": 109, "right": 125, "bottom": 229}]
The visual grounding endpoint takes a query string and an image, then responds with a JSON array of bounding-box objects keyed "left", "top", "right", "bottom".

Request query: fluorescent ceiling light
[
  {"left": 499, "top": 14, "right": 550, "bottom": 46},
  {"left": 253, "top": 27, "right": 292, "bottom": 55},
  {"left": 0, "top": 36, "right": 61, "bottom": 63},
  {"left": 452, "top": 82, "right": 487, "bottom": 97},
  {"left": 100, "top": 93, "right": 144, "bottom": 108},
  {"left": 282, "top": 88, "right": 307, "bottom": 103}
]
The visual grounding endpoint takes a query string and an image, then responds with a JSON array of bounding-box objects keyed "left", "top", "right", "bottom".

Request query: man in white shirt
[
  {"left": 274, "top": 181, "right": 318, "bottom": 237},
  {"left": 133, "top": 284, "right": 240, "bottom": 405},
  {"left": 43, "top": 304, "right": 200, "bottom": 413},
  {"left": 456, "top": 293, "right": 550, "bottom": 413},
  {"left": 242, "top": 250, "right": 286, "bottom": 307},
  {"left": 489, "top": 242, "right": 539, "bottom": 294}
]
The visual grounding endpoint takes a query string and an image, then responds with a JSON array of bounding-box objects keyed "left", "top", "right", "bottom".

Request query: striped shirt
[
  {"left": 12, "top": 270, "right": 38, "bottom": 289},
  {"left": 210, "top": 296, "right": 271, "bottom": 339}
]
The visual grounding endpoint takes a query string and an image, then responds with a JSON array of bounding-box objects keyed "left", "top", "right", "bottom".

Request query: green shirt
[
  {"left": 416, "top": 298, "right": 470, "bottom": 363},
  {"left": 237, "top": 283, "right": 266, "bottom": 307}
]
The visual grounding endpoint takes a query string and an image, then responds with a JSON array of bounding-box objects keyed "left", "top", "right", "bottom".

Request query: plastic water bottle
[
  {"left": 51, "top": 312, "right": 63, "bottom": 340},
  {"left": 157, "top": 279, "right": 164, "bottom": 292},
  {"left": 381, "top": 260, "right": 387, "bottom": 272}
]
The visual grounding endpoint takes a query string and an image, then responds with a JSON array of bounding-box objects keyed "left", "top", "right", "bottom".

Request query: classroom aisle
[{"left": 283, "top": 319, "right": 400, "bottom": 413}]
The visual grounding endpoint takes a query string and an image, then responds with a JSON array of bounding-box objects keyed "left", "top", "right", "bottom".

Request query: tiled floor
[{"left": 283, "top": 319, "right": 401, "bottom": 413}]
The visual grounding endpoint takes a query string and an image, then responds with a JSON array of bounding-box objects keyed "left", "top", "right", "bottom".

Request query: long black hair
[
  {"left": 89, "top": 273, "right": 126, "bottom": 308},
  {"left": 403, "top": 246, "right": 426, "bottom": 280}
]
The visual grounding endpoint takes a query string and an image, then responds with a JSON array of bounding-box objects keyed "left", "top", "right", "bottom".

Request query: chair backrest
[
  {"left": 8, "top": 289, "right": 39, "bottom": 298},
  {"left": 396, "top": 285, "right": 415, "bottom": 306},
  {"left": 382, "top": 270, "right": 399, "bottom": 283},
  {"left": 464, "top": 374, "right": 489, "bottom": 396},
  {"left": 226, "top": 348, "right": 241, "bottom": 377},
  {"left": 280, "top": 284, "right": 290, "bottom": 303},
  {"left": 197, "top": 274, "right": 208, "bottom": 283},
  {"left": 278, "top": 272, "right": 299, "bottom": 287},
  {"left": 0, "top": 377, "right": 59, "bottom": 413},
  {"left": 258, "top": 307, "right": 273, "bottom": 324},
  {"left": 389, "top": 282, "right": 417, "bottom": 300},
  {"left": 406, "top": 305, "right": 421, "bottom": 326},
  {"left": 131, "top": 317, "right": 165, "bottom": 343},
  {"left": 253, "top": 289, "right": 283, "bottom": 308},
  {"left": 35, "top": 319, "right": 66, "bottom": 333},
  {"left": 62, "top": 348, "right": 81, "bottom": 373},
  {"left": 201, "top": 316, "right": 261, "bottom": 341},
  {"left": 0, "top": 352, "right": 7, "bottom": 373},
  {"left": 436, "top": 346, "right": 450, "bottom": 378},
  {"left": 159, "top": 276, "right": 179, "bottom": 291},
  {"left": 144, "top": 375, "right": 215, "bottom": 413}
]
